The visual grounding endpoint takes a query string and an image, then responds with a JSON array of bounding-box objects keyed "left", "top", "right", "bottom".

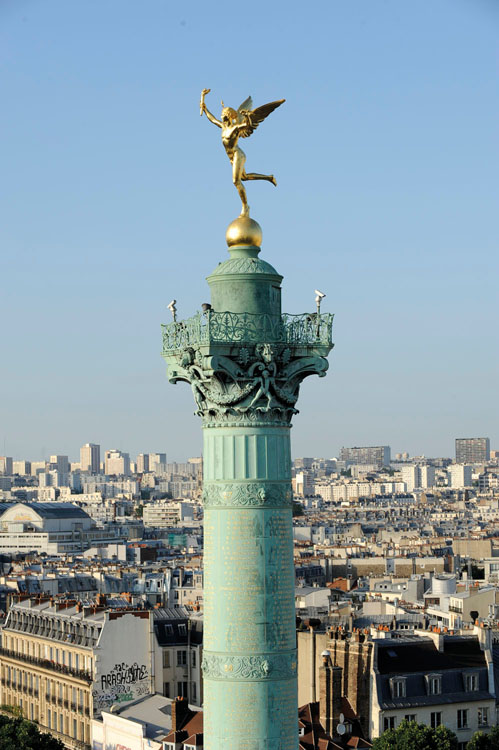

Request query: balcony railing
[
  {"left": 0, "top": 648, "right": 92, "bottom": 683},
  {"left": 162, "top": 311, "right": 334, "bottom": 353}
]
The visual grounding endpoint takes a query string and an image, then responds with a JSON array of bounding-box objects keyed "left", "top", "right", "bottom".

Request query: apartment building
[
  {"left": 0, "top": 596, "right": 155, "bottom": 749},
  {"left": 153, "top": 608, "right": 203, "bottom": 705},
  {"left": 455, "top": 438, "right": 490, "bottom": 464},
  {"left": 340, "top": 446, "right": 391, "bottom": 469}
]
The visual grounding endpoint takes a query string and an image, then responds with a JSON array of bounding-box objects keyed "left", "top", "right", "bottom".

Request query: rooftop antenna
[
  {"left": 315, "top": 289, "right": 326, "bottom": 316},
  {"left": 167, "top": 300, "right": 177, "bottom": 322}
]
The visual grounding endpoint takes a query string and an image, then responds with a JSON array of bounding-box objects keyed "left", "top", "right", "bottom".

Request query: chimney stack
[
  {"left": 319, "top": 651, "right": 343, "bottom": 738},
  {"left": 171, "top": 696, "right": 190, "bottom": 731}
]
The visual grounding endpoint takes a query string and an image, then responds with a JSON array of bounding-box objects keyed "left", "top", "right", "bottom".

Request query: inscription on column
[{"left": 204, "top": 507, "right": 295, "bottom": 652}]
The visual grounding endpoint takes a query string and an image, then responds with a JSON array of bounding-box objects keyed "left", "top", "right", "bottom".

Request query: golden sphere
[{"left": 226, "top": 216, "right": 262, "bottom": 248}]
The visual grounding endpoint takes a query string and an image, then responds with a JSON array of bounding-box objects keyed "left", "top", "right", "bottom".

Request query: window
[
  {"left": 391, "top": 678, "right": 406, "bottom": 698},
  {"left": 478, "top": 707, "right": 489, "bottom": 726},
  {"left": 178, "top": 681, "right": 188, "bottom": 698},
  {"left": 465, "top": 673, "right": 478, "bottom": 692},
  {"left": 458, "top": 743, "right": 468, "bottom": 750},
  {"left": 430, "top": 712, "right": 442, "bottom": 729},
  {"left": 427, "top": 674, "right": 442, "bottom": 695},
  {"left": 163, "top": 682, "right": 170, "bottom": 698},
  {"left": 178, "top": 623, "right": 187, "bottom": 636},
  {"left": 191, "top": 682, "right": 197, "bottom": 702},
  {"left": 177, "top": 650, "right": 187, "bottom": 667},
  {"left": 191, "top": 651, "right": 196, "bottom": 668},
  {"left": 383, "top": 716, "right": 396, "bottom": 731},
  {"left": 457, "top": 709, "right": 469, "bottom": 729},
  {"left": 404, "top": 715, "right": 417, "bottom": 723},
  {"left": 163, "top": 650, "right": 171, "bottom": 668}
]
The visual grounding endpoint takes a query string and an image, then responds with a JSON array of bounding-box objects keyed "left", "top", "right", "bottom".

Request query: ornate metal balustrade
[
  {"left": 162, "top": 311, "right": 333, "bottom": 353},
  {"left": 0, "top": 647, "right": 92, "bottom": 683}
]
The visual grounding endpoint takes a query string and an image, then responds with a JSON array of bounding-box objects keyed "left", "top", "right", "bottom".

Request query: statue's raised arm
[
  {"left": 200, "top": 88, "right": 221, "bottom": 128},
  {"left": 200, "top": 89, "right": 285, "bottom": 218}
]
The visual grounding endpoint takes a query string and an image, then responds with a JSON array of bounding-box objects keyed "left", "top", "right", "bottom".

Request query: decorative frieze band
[
  {"left": 202, "top": 482, "right": 293, "bottom": 508},
  {"left": 201, "top": 651, "right": 297, "bottom": 681}
]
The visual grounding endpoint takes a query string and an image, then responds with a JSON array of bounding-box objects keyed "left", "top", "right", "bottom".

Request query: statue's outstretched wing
[
  {"left": 239, "top": 99, "right": 285, "bottom": 138},
  {"left": 237, "top": 96, "right": 253, "bottom": 122}
]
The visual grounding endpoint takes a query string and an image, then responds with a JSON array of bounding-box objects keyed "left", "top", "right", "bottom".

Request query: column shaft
[{"left": 202, "top": 425, "right": 298, "bottom": 750}]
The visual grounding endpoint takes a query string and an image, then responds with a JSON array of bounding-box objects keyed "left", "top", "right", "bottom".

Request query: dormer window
[
  {"left": 390, "top": 677, "right": 406, "bottom": 698},
  {"left": 465, "top": 673, "right": 479, "bottom": 692},
  {"left": 426, "top": 674, "right": 442, "bottom": 695}
]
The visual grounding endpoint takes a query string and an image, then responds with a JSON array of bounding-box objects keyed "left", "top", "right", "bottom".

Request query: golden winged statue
[{"left": 200, "top": 89, "right": 285, "bottom": 218}]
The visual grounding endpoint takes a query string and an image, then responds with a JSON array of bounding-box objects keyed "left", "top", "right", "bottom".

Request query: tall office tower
[
  {"left": 104, "top": 449, "right": 131, "bottom": 476},
  {"left": 30, "top": 461, "right": 47, "bottom": 476},
  {"left": 12, "top": 460, "right": 31, "bottom": 476},
  {"left": 455, "top": 438, "right": 490, "bottom": 464},
  {"left": 136, "top": 453, "right": 150, "bottom": 473},
  {"left": 339, "top": 445, "right": 391, "bottom": 468},
  {"left": 49, "top": 454, "right": 69, "bottom": 474},
  {"left": 0, "top": 457, "right": 13, "bottom": 475},
  {"left": 149, "top": 452, "right": 167, "bottom": 473},
  {"left": 162, "top": 215, "right": 333, "bottom": 749},
  {"left": 80, "top": 443, "right": 100, "bottom": 473}
]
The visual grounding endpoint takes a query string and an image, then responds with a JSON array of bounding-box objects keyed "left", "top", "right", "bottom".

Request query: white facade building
[
  {"left": 80, "top": 443, "right": 100, "bottom": 474},
  {"left": 448, "top": 464, "right": 473, "bottom": 489},
  {"left": 104, "top": 450, "right": 131, "bottom": 477}
]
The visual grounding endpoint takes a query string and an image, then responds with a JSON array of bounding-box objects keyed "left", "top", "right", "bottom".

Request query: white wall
[{"left": 93, "top": 612, "right": 153, "bottom": 714}]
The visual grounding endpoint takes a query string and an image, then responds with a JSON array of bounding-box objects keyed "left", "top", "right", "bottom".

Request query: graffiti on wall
[
  {"left": 93, "top": 662, "right": 150, "bottom": 711},
  {"left": 100, "top": 662, "right": 148, "bottom": 690}
]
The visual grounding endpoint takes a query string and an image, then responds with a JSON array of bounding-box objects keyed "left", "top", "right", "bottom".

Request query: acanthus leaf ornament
[
  {"left": 201, "top": 651, "right": 297, "bottom": 681},
  {"left": 202, "top": 482, "right": 293, "bottom": 508}
]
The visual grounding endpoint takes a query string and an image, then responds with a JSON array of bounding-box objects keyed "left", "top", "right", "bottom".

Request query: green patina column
[{"left": 162, "top": 216, "right": 333, "bottom": 750}]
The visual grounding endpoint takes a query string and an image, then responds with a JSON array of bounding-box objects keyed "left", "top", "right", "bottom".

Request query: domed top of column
[
  {"left": 206, "top": 215, "right": 283, "bottom": 315},
  {"left": 207, "top": 215, "right": 281, "bottom": 279},
  {"left": 226, "top": 216, "right": 262, "bottom": 250}
]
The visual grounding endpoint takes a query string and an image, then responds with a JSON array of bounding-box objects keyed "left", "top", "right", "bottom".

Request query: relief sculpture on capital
[{"left": 166, "top": 340, "right": 328, "bottom": 426}]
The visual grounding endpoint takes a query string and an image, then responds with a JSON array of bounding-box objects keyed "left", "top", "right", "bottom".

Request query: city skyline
[
  {"left": 1, "top": 436, "right": 496, "bottom": 465},
  {"left": 2, "top": 1, "right": 498, "bottom": 459}
]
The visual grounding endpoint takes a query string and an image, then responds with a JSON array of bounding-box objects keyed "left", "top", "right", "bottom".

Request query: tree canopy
[
  {"left": 467, "top": 727, "right": 499, "bottom": 750},
  {"left": 0, "top": 715, "right": 65, "bottom": 750},
  {"left": 371, "top": 720, "right": 457, "bottom": 750}
]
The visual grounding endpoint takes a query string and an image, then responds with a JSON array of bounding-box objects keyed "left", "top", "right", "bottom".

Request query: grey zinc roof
[
  {"left": 376, "top": 636, "right": 493, "bottom": 710},
  {"left": 377, "top": 637, "right": 486, "bottom": 674},
  {"left": 110, "top": 693, "right": 173, "bottom": 742},
  {"left": 20, "top": 503, "right": 91, "bottom": 519}
]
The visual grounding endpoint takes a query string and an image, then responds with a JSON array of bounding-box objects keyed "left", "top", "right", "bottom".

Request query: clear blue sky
[{"left": 1, "top": 0, "right": 498, "bottom": 462}]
